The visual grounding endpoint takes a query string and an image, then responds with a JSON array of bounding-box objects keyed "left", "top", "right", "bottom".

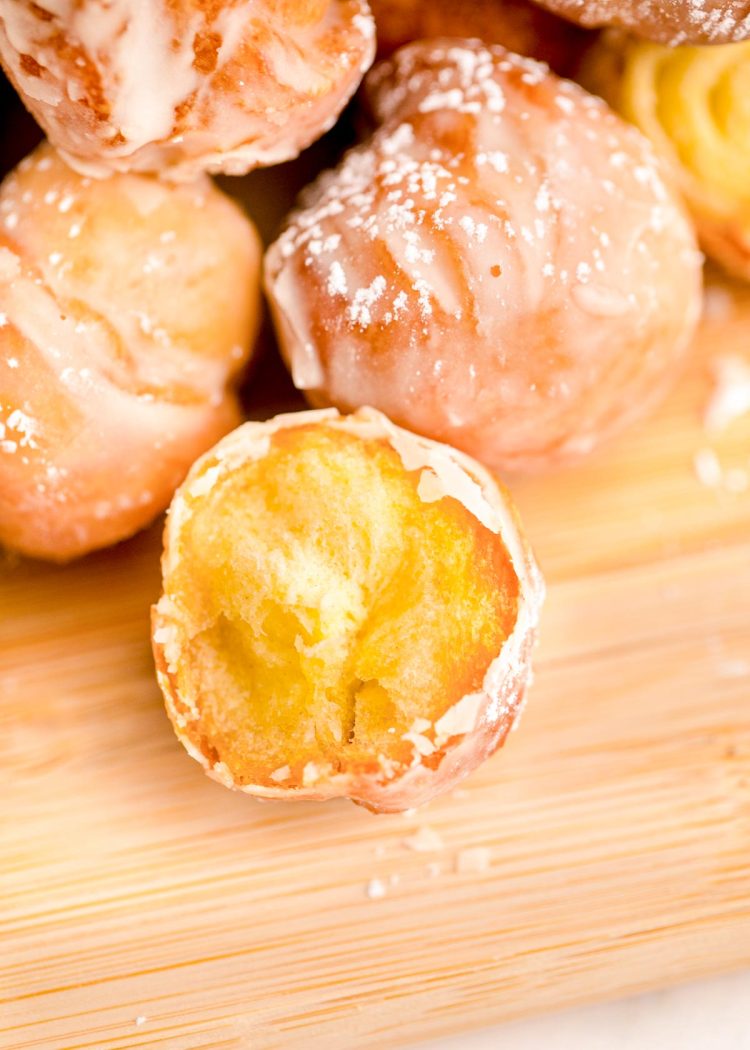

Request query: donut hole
[
  {"left": 165, "top": 423, "right": 519, "bottom": 788},
  {"left": 0, "top": 142, "right": 261, "bottom": 560}
]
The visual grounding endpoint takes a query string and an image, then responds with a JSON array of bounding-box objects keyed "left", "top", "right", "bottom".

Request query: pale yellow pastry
[{"left": 584, "top": 34, "right": 750, "bottom": 282}]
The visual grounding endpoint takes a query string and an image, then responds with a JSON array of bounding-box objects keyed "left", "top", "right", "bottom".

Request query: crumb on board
[
  {"left": 693, "top": 447, "right": 749, "bottom": 493},
  {"left": 704, "top": 354, "right": 750, "bottom": 434},
  {"left": 455, "top": 846, "right": 492, "bottom": 874},
  {"left": 693, "top": 447, "right": 723, "bottom": 488},
  {"left": 402, "top": 826, "right": 445, "bottom": 853},
  {"left": 363, "top": 830, "right": 500, "bottom": 895},
  {"left": 718, "top": 659, "right": 750, "bottom": 679},
  {"left": 365, "top": 878, "right": 387, "bottom": 900}
]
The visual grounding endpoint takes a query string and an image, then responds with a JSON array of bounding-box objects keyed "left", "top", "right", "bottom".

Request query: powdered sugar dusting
[{"left": 539, "top": 0, "right": 750, "bottom": 44}]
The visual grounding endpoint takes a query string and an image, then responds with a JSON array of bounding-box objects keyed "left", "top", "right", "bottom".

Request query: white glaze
[
  {"left": 0, "top": 0, "right": 376, "bottom": 179},
  {"left": 264, "top": 40, "right": 702, "bottom": 474}
]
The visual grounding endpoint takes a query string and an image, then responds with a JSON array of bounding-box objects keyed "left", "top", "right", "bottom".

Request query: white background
[{"left": 414, "top": 969, "right": 750, "bottom": 1049}]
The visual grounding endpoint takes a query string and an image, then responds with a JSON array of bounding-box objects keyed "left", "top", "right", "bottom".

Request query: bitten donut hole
[{"left": 163, "top": 423, "right": 519, "bottom": 789}]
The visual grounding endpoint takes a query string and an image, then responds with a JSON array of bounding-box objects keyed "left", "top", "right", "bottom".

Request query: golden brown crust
[{"left": 0, "top": 142, "right": 261, "bottom": 560}]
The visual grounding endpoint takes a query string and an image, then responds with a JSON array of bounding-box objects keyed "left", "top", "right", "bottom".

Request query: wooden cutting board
[{"left": 2, "top": 256, "right": 750, "bottom": 1049}]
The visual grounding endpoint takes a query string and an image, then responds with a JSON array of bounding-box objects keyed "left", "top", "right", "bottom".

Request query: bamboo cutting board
[{"left": 2, "top": 266, "right": 750, "bottom": 1050}]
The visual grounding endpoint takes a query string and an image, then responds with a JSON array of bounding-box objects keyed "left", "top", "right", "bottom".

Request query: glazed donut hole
[
  {"left": 0, "top": 0, "right": 376, "bottom": 180},
  {"left": 582, "top": 35, "right": 750, "bottom": 283},
  {"left": 2, "top": 145, "right": 258, "bottom": 368},
  {"left": 265, "top": 40, "right": 703, "bottom": 474},
  {"left": 0, "top": 142, "right": 261, "bottom": 561},
  {"left": 522, "top": 0, "right": 750, "bottom": 46},
  {"left": 368, "top": 0, "right": 587, "bottom": 74},
  {"left": 153, "top": 409, "right": 543, "bottom": 812}
]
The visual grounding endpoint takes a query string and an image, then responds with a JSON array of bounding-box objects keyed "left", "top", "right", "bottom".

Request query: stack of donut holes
[{"left": 2, "top": 0, "right": 744, "bottom": 811}]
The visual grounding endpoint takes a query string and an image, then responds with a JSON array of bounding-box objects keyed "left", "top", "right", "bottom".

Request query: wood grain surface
[{"left": 2, "top": 210, "right": 750, "bottom": 1049}]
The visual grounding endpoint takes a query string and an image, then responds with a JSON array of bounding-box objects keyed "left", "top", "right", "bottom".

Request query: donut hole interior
[{"left": 167, "top": 424, "right": 519, "bottom": 787}]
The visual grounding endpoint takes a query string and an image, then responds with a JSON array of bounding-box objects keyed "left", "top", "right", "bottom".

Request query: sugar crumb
[
  {"left": 455, "top": 847, "right": 491, "bottom": 874},
  {"left": 704, "top": 354, "right": 750, "bottom": 434},
  {"left": 693, "top": 448, "right": 722, "bottom": 488},
  {"left": 402, "top": 826, "right": 445, "bottom": 853},
  {"left": 366, "top": 878, "right": 387, "bottom": 900}
]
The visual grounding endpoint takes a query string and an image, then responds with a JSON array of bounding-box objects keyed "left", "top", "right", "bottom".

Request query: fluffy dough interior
[{"left": 166, "top": 425, "right": 519, "bottom": 785}]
